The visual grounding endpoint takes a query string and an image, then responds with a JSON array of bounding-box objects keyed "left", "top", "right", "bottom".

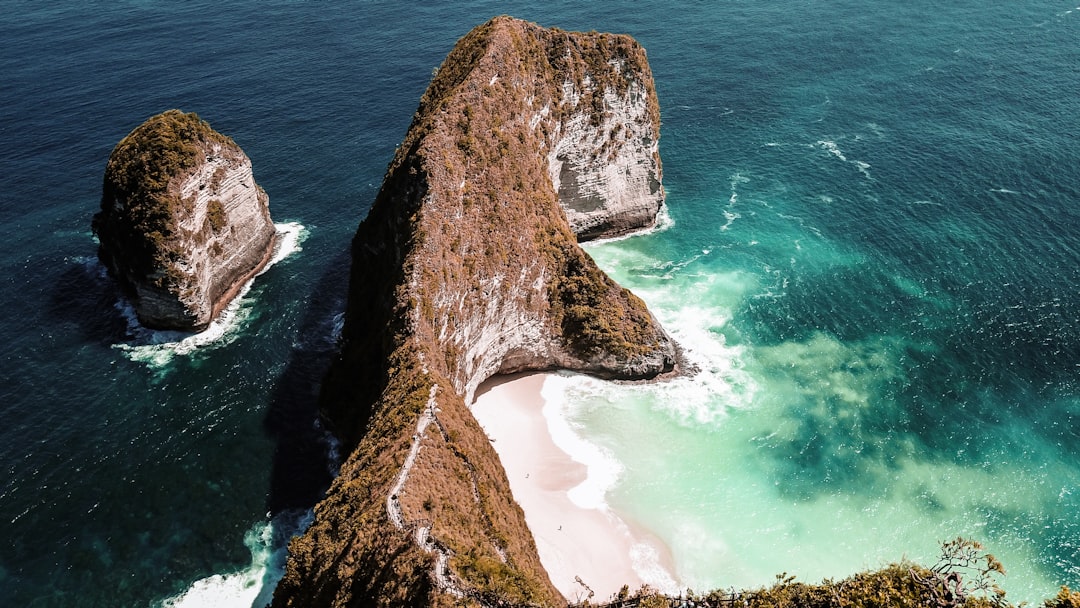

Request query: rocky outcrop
[
  {"left": 93, "top": 110, "right": 276, "bottom": 331},
  {"left": 273, "top": 17, "right": 674, "bottom": 608},
  {"left": 548, "top": 61, "right": 665, "bottom": 240}
]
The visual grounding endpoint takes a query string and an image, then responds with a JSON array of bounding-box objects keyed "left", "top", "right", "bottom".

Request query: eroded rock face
[
  {"left": 549, "top": 70, "right": 665, "bottom": 240},
  {"left": 273, "top": 17, "right": 674, "bottom": 608},
  {"left": 93, "top": 110, "right": 276, "bottom": 331}
]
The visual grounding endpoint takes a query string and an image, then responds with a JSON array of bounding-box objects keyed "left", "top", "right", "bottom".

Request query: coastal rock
[
  {"left": 273, "top": 17, "right": 674, "bottom": 608},
  {"left": 92, "top": 110, "right": 276, "bottom": 331},
  {"left": 548, "top": 61, "right": 665, "bottom": 240}
]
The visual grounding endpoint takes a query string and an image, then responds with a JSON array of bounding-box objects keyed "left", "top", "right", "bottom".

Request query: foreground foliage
[{"left": 593, "top": 539, "right": 1072, "bottom": 608}]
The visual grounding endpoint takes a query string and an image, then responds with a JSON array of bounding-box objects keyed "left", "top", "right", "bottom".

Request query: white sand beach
[{"left": 471, "top": 373, "right": 677, "bottom": 602}]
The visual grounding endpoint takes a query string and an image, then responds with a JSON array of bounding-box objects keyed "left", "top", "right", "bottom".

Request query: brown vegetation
[
  {"left": 206, "top": 198, "right": 227, "bottom": 232},
  {"left": 93, "top": 109, "right": 235, "bottom": 286},
  {"left": 1045, "top": 587, "right": 1080, "bottom": 608},
  {"left": 546, "top": 238, "right": 659, "bottom": 359},
  {"left": 590, "top": 537, "right": 1078, "bottom": 608},
  {"left": 274, "top": 15, "right": 671, "bottom": 608}
]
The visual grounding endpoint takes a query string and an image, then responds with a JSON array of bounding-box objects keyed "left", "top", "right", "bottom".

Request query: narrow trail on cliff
[
  {"left": 276, "top": 16, "right": 676, "bottom": 606},
  {"left": 385, "top": 384, "right": 472, "bottom": 601}
]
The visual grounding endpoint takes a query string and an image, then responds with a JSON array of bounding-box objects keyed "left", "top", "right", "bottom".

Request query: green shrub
[{"left": 206, "top": 198, "right": 227, "bottom": 232}]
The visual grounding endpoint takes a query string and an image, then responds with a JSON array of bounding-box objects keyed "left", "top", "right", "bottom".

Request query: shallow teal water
[
  {"left": 572, "top": 3, "right": 1080, "bottom": 600},
  {"left": 1, "top": 1, "right": 1078, "bottom": 605}
]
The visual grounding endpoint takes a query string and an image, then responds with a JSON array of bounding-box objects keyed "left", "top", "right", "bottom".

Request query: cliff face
[
  {"left": 93, "top": 110, "right": 276, "bottom": 331},
  {"left": 273, "top": 17, "right": 674, "bottom": 608},
  {"left": 548, "top": 61, "right": 664, "bottom": 240}
]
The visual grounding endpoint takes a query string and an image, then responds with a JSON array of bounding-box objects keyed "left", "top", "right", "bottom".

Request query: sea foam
[
  {"left": 159, "top": 509, "right": 313, "bottom": 608},
  {"left": 114, "top": 222, "right": 307, "bottom": 368},
  {"left": 581, "top": 239, "right": 759, "bottom": 428},
  {"left": 540, "top": 374, "right": 681, "bottom": 594},
  {"left": 816, "top": 140, "right": 872, "bottom": 179},
  {"left": 540, "top": 375, "right": 623, "bottom": 511}
]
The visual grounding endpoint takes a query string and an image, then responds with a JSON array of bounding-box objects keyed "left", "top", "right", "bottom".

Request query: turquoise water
[
  {"left": 1, "top": 1, "right": 1078, "bottom": 606},
  {"left": 569, "top": 3, "right": 1080, "bottom": 601}
]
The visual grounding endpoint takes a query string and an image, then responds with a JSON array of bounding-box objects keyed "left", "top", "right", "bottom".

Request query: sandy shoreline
[{"left": 471, "top": 373, "right": 677, "bottom": 602}]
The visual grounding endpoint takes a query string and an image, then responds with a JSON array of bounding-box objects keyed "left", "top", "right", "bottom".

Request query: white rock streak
[
  {"left": 547, "top": 79, "right": 664, "bottom": 240},
  {"left": 384, "top": 384, "right": 467, "bottom": 598}
]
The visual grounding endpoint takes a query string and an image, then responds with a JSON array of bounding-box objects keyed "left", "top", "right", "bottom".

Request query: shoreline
[
  {"left": 471, "top": 372, "right": 678, "bottom": 602},
  {"left": 115, "top": 222, "right": 306, "bottom": 366}
]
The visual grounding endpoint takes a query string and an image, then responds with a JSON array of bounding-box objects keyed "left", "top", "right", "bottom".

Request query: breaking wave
[{"left": 114, "top": 222, "right": 307, "bottom": 368}]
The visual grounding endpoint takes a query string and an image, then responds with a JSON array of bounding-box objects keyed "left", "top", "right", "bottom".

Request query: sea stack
[
  {"left": 274, "top": 17, "right": 673, "bottom": 608},
  {"left": 93, "top": 110, "right": 276, "bottom": 331}
]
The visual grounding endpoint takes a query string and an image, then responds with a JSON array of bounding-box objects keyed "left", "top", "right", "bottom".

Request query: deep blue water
[{"left": 1, "top": 2, "right": 1078, "bottom": 606}]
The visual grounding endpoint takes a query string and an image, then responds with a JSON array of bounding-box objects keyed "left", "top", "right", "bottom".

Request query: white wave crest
[
  {"left": 653, "top": 203, "right": 675, "bottom": 234},
  {"left": 817, "top": 140, "right": 872, "bottom": 179},
  {"left": 719, "top": 172, "right": 750, "bottom": 232},
  {"left": 159, "top": 509, "right": 313, "bottom": 608},
  {"left": 720, "top": 209, "right": 740, "bottom": 232},
  {"left": 728, "top": 171, "right": 750, "bottom": 206},
  {"left": 817, "top": 140, "right": 847, "bottom": 161},
  {"left": 541, "top": 376, "right": 624, "bottom": 510},
  {"left": 653, "top": 304, "right": 757, "bottom": 427},
  {"left": 114, "top": 222, "right": 307, "bottom": 368},
  {"left": 582, "top": 241, "right": 759, "bottom": 427},
  {"left": 539, "top": 376, "right": 683, "bottom": 593},
  {"left": 630, "top": 541, "right": 681, "bottom": 595}
]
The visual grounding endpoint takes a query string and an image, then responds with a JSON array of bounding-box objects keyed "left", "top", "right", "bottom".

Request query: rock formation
[
  {"left": 93, "top": 110, "right": 276, "bottom": 331},
  {"left": 273, "top": 17, "right": 674, "bottom": 608},
  {"left": 547, "top": 52, "right": 665, "bottom": 240}
]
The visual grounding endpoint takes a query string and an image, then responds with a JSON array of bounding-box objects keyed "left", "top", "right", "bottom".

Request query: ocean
[{"left": 2, "top": 1, "right": 1078, "bottom": 606}]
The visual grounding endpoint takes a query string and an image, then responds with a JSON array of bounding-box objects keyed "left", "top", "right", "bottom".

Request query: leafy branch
[{"left": 912, "top": 537, "right": 1007, "bottom": 607}]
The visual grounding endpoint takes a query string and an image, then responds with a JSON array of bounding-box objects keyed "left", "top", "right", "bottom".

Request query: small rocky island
[
  {"left": 272, "top": 16, "right": 675, "bottom": 608},
  {"left": 93, "top": 110, "right": 276, "bottom": 331}
]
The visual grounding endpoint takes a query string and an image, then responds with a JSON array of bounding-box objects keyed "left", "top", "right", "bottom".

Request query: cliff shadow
[
  {"left": 47, "top": 255, "right": 135, "bottom": 346},
  {"left": 262, "top": 248, "right": 351, "bottom": 516},
  {"left": 52, "top": 245, "right": 348, "bottom": 510}
]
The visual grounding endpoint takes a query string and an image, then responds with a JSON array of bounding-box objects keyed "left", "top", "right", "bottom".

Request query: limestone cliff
[
  {"left": 273, "top": 17, "right": 674, "bottom": 608},
  {"left": 547, "top": 49, "right": 665, "bottom": 240},
  {"left": 93, "top": 110, "right": 276, "bottom": 331}
]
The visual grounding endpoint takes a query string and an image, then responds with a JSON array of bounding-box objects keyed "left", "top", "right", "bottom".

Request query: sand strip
[{"left": 471, "top": 373, "right": 674, "bottom": 602}]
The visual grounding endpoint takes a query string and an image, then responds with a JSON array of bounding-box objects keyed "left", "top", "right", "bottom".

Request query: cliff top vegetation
[
  {"left": 596, "top": 539, "right": 1076, "bottom": 608},
  {"left": 276, "top": 16, "right": 672, "bottom": 608},
  {"left": 94, "top": 109, "right": 236, "bottom": 284}
]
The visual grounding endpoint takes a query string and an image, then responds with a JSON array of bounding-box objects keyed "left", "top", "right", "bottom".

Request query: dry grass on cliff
[
  {"left": 403, "top": 388, "right": 556, "bottom": 606},
  {"left": 95, "top": 109, "right": 236, "bottom": 285},
  {"left": 412, "top": 16, "right": 667, "bottom": 367},
  {"left": 277, "top": 346, "right": 441, "bottom": 607},
  {"left": 276, "top": 16, "right": 668, "bottom": 608},
  {"left": 545, "top": 236, "right": 661, "bottom": 359}
]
